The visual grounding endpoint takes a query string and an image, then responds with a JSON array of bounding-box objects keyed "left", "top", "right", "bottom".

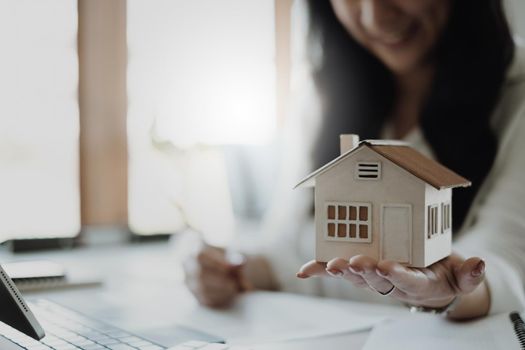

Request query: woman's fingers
[
  {"left": 454, "top": 257, "right": 485, "bottom": 294},
  {"left": 201, "top": 272, "right": 237, "bottom": 295},
  {"left": 298, "top": 256, "right": 397, "bottom": 294},
  {"left": 376, "top": 260, "right": 430, "bottom": 296},
  {"left": 298, "top": 257, "right": 390, "bottom": 292},
  {"left": 197, "top": 247, "right": 232, "bottom": 273},
  {"left": 184, "top": 244, "right": 246, "bottom": 308},
  {"left": 297, "top": 254, "right": 486, "bottom": 307},
  {"left": 349, "top": 255, "right": 394, "bottom": 294},
  {"left": 188, "top": 266, "right": 240, "bottom": 308},
  {"left": 297, "top": 260, "right": 328, "bottom": 278},
  {"left": 326, "top": 258, "right": 369, "bottom": 288}
]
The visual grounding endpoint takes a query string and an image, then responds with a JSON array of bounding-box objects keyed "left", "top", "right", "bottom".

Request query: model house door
[{"left": 381, "top": 204, "right": 412, "bottom": 264}]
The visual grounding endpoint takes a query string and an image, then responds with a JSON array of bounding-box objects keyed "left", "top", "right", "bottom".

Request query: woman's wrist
[
  {"left": 408, "top": 294, "right": 456, "bottom": 311},
  {"left": 407, "top": 279, "right": 490, "bottom": 320},
  {"left": 445, "top": 280, "right": 491, "bottom": 320},
  {"left": 408, "top": 295, "right": 459, "bottom": 315}
]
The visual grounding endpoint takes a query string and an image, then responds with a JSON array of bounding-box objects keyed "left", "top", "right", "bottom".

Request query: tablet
[{"left": 0, "top": 264, "right": 45, "bottom": 340}]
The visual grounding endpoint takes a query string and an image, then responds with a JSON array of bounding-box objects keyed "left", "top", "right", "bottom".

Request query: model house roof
[{"left": 295, "top": 140, "right": 471, "bottom": 190}]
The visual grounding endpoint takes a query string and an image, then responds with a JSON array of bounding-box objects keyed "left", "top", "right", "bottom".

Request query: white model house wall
[
  {"left": 424, "top": 185, "right": 452, "bottom": 267},
  {"left": 314, "top": 146, "right": 427, "bottom": 266}
]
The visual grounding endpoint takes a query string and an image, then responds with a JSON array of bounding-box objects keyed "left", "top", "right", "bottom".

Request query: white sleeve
[{"left": 455, "top": 104, "right": 525, "bottom": 314}]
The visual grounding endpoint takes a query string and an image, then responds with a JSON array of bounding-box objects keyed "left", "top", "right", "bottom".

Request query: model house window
[
  {"left": 427, "top": 205, "right": 438, "bottom": 238},
  {"left": 355, "top": 162, "right": 381, "bottom": 180},
  {"left": 441, "top": 202, "right": 451, "bottom": 233},
  {"left": 326, "top": 202, "right": 372, "bottom": 243}
]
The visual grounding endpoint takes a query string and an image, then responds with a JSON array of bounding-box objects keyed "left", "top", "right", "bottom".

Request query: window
[
  {"left": 326, "top": 202, "right": 372, "bottom": 242},
  {"left": 0, "top": 0, "right": 80, "bottom": 242},
  {"left": 355, "top": 162, "right": 381, "bottom": 180},
  {"left": 441, "top": 202, "right": 451, "bottom": 233},
  {"left": 127, "top": 0, "right": 276, "bottom": 242},
  {"left": 427, "top": 205, "right": 438, "bottom": 238}
]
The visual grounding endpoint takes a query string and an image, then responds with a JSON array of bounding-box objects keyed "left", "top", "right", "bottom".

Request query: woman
[{"left": 184, "top": 0, "right": 525, "bottom": 320}]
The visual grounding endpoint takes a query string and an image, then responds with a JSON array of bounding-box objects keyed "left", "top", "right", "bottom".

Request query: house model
[{"left": 295, "top": 134, "right": 471, "bottom": 268}]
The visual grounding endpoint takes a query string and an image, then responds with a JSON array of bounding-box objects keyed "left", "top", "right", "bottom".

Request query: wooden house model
[{"left": 295, "top": 135, "right": 471, "bottom": 268}]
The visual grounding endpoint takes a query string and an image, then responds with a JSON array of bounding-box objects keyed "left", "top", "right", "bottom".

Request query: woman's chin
[{"left": 377, "top": 53, "right": 425, "bottom": 75}]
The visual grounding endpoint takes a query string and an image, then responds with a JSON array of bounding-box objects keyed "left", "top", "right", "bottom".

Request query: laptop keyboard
[
  {"left": 2, "top": 299, "right": 166, "bottom": 350},
  {"left": 167, "top": 341, "right": 249, "bottom": 349},
  {"left": 0, "top": 300, "right": 250, "bottom": 350}
]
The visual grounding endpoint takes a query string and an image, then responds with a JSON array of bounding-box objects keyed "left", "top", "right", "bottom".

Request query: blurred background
[{"left": 0, "top": 0, "right": 524, "bottom": 251}]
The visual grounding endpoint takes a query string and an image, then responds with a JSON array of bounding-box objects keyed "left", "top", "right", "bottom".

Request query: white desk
[{"left": 0, "top": 241, "right": 374, "bottom": 349}]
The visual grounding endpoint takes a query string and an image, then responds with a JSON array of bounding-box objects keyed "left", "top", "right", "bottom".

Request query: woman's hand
[
  {"left": 297, "top": 253, "right": 490, "bottom": 319},
  {"left": 183, "top": 244, "right": 251, "bottom": 308}
]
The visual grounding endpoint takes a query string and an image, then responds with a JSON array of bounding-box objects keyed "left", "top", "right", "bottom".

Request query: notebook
[
  {"left": 363, "top": 311, "right": 525, "bottom": 350},
  {"left": 3, "top": 260, "right": 102, "bottom": 292}
]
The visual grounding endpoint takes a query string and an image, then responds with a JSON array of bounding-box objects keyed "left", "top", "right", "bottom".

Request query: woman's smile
[
  {"left": 330, "top": 0, "right": 450, "bottom": 74},
  {"left": 367, "top": 20, "right": 418, "bottom": 48}
]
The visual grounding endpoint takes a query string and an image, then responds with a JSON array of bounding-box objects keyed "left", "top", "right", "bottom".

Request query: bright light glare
[
  {"left": 127, "top": 0, "right": 275, "bottom": 237},
  {"left": 128, "top": 0, "right": 276, "bottom": 148},
  {"left": 155, "top": 68, "right": 276, "bottom": 147}
]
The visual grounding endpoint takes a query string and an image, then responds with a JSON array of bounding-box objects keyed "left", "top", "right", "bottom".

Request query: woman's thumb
[{"left": 454, "top": 257, "right": 485, "bottom": 294}]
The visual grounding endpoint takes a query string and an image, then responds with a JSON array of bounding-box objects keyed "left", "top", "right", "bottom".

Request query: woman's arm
[
  {"left": 448, "top": 281, "right": 490, "bottom": 319},
  {"left": 298, "top": 106, "right": 525, "bottom": 318},
  {"left": 454, "top": 99, "right": 525, "bottom": 315}
]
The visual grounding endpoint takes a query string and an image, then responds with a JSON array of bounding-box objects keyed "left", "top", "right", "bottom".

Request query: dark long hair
[{"left": 306, "top": 0, "right": 515, "bottom": 230}]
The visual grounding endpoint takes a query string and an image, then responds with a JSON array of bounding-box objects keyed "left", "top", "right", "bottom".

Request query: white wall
[{"left": 506, "top": 0, "right": 525, "bottom": 39}]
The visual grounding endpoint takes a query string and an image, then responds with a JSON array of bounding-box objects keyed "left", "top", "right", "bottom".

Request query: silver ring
[{"left": 376, "top": 285, "right": 395, "bottom": 296}]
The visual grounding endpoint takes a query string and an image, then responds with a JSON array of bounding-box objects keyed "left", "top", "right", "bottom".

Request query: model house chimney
[{"left": 340, "top": 134, "right": 359, "bottom": 155}]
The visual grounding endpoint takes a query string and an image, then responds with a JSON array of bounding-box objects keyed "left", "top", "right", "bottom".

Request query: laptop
[{"left": 0, "top": 264, "right": 246, "bottom": 350}]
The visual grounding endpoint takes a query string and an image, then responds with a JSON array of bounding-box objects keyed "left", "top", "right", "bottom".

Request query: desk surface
[{"left": 0, "top": 241, "right": 370, "bottom": 349}]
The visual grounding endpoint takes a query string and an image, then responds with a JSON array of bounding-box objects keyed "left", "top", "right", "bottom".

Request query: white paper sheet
[
  {"left": 363, "top": 312, "right": 521, "bottom": 350},
  {"left": 178, "top": 291, "right": 398, "bottom": 345}
]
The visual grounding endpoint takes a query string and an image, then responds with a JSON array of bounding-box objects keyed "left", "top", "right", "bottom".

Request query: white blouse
[{"left": 258, "top": 44, "right": 525, "bottom": 314}]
